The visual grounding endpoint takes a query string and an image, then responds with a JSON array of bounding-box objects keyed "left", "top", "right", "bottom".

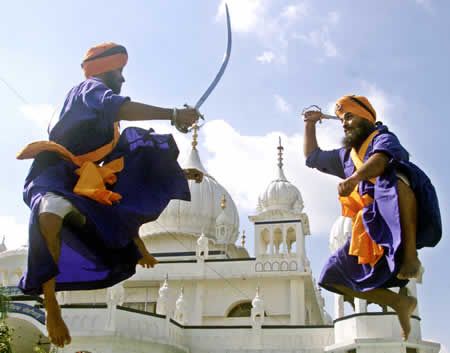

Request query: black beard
[
  {"left": 342, "top": 122, "right": 375, "bottom": 150},
  {"left": 102, "top": 72, "right": 122, "bottom": 94}
]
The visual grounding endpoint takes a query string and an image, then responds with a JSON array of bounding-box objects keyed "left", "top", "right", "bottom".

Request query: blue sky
[{"left": 1, "top": 0, "right": 448, "bottom": 351}]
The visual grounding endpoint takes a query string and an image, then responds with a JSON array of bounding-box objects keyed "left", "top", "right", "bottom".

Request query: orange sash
[
  {"left": 17, "top": 123, "right": 123, "bottom": 205},
  {"left": 339, "top": 130, "right": 384, "bottom": 267}
]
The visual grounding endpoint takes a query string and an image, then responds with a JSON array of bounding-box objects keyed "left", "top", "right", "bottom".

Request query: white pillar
[
  {"left": 296, "top": 224, "right": 305, "bottom": 270},
  {"left": 355, "top": 298, "right": 367, "bottom": 313},
  {"left": 334, "top": 294, "right": 344, "bottom": 319},
  {"left": 406, "top": 280, "right": 420, "bottom": 316},
  {"left": 282, "top": 225, "right": 287, "bottom": 254},
  {"left": 255, "top": 226, "right": 261, "bottom": 256},
  {"left": 193, "top": 281, "right": 204, "bottom": 325},
  {"left": 269, "top": 226, "right": 274, "bottom": 255},
  {"left": 297, "top": 279, "right": 306, "bottom": 324}
]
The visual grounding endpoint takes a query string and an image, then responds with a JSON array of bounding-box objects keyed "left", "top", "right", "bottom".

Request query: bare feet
[
  {"left": 44, "top": 298, "right": 71, "bottom": 347},
  {"left": 183, "top": 168, "right": 204, "bottom": 183},
  {"left": 138, "top": 253, "right": 159, "bottom": 268},
  {"left": 397, "top": 257, "right": 423, "bottom": 281},
  {"left": 393, "top": 294, "right": 417, "bottom": 341}
]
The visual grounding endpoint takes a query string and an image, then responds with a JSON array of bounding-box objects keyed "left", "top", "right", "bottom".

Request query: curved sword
[{"left": 194, "top": 3, "right": 232, "bottom": 110}]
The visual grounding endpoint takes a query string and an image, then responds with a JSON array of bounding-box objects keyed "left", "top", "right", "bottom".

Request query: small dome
[
  {"left": 258, "top": 138, "right": 304, "bottom": 212},
  {"left": 140, "top": 126, "right": 239, "bottom": 244},
  {"left": 329, "top": 216, "right": 352, "bottom": 253}
]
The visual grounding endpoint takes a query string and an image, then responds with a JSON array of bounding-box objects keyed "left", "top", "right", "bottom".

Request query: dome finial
[
  {"left": 277, "top": 136, "right": 284, "bottom": 169},
  {"left": 192, "top": 122, "right": 199, "bottom": 150},
  {"left": 220, "top": 194, "right": 227, "bottom": 210},
  {"left": 276, "top": 137, "right": 287, "bottom": 181},
  {"left": 241, "top": 230, "right": 246, "bottom": 247}
]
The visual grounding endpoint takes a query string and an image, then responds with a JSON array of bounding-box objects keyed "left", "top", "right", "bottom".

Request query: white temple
[{"left": 0, "top": 128, "right": 441, "bottom": 353}]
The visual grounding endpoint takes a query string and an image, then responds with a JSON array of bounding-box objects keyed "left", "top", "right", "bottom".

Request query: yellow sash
[
  {"left": 17, "top": 123, "right": 124, "bottom": 205},
  {"left": 340, "top": 130, "right": 384, "bottom": 267}
]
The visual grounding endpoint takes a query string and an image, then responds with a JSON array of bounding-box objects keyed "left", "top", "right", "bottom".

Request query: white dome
[
  {"left": 258, "top": 139, "right": 304, "bottom": 213},
  {"left": 140, "top": 144, "right": 239, "bottom": 244},
  {"left": 329, "top": 216, "right": 352, "bottom": 253}
]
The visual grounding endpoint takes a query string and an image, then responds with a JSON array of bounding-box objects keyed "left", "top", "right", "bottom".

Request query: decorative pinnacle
[
  {"left": 220, "top": 194, "right": 227, "bottom": 210},
  {"left": 241, "top": 230, "right": 246, "bottom": 247},
  {"left": 277, "top": 136, "right": 284, "bottom": 169},
  {"left": 192, "top": 122, "right": 199, "bottom": 150}
]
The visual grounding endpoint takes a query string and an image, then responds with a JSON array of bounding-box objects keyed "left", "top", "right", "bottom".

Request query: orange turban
[
  {"left": 334, "top": 95, "right": 376, "bottom": 123},
  {"left": 81, "top": 42, "right": 128, "bottom": 78}
]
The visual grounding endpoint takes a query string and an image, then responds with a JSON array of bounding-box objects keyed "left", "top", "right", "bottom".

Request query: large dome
[
  {"left": 140, "top": 129, "right": 239, "bottom": 244},
  {"left": 258, "top": 139, "right": 303, "bottom": 213}
]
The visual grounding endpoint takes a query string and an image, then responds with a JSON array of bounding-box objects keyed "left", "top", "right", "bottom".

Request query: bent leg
[
  {"left": 333, "top": 284, "right": 416, "bottom": 340},
  {"left": 396, "top": 179, "right": 422, "bottom": 280},
  {"left": 39, "top": 212, "right": 72, "bottom": 347}
]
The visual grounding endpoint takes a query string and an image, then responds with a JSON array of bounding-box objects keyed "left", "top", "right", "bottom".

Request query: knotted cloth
[{"left": 81, "top": 42, "right": 128, "bottom": 78}]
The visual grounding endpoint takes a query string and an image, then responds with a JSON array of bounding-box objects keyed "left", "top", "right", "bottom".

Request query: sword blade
[
  {"left": 321, "top": 114, "right": 341, "bottom": 120},
  {"left": 194, "top": 3, "right": 232, "bottom": 110}
]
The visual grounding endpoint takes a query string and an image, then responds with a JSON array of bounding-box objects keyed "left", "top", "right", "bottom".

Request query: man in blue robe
[
  {"left": 303, "top": 95, "right": 441, "bottom": 340},
  {"left": 17, "top": 42, "right": 203, "bottom": 347}
]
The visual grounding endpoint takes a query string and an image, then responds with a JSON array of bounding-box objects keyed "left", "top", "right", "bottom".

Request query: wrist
[
  {"left": 351, "top": 171, "right": 363, "bottom": 183},
  {"left": 171, "top": 108, "right": 177, "bottom": 125}
]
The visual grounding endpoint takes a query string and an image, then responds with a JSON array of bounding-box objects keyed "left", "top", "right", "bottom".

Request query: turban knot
[
  {"left": 81, "top": 42, "right": 128, "bottom": 78},
  {"left": 335, "top": 95, "right": 377, "bottom": 123}
]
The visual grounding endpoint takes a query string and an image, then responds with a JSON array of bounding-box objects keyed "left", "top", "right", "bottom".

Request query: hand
[
  {"left": 174, "top": 107, "right": 202, "bottom": 133},
  {"left": 338, "top": 173, "right": 360, "bottom": 196},
  {"left": 303, "top": 110, "right": 323, "bottom": 124}
]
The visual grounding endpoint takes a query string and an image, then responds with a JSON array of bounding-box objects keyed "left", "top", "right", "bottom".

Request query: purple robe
[
  {"left": 306, "top": 125, "right": 441, "bottom": 292},
  {"left": 19, "top": 77, "right": 190, "bottom": 295}
]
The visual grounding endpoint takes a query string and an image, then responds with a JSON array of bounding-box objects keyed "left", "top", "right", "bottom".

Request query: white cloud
[
  {"left": 0, "top": 216, "right": 28, "bottom": 250},
  {"left": 217, "top": 1, "right": 309, "bottom": 65},
  {"left": 297, "top": 25, "right": 338, "bottom": 58},
  {"left": 281, "top": 3, "right": 308, "bottom": 23},
  {"left": 274, "top": 94, "right": 291, "bottom": 112},
  {"left": 20, "top": 104, "right": 58, "bottom": 130},
  {"left": 216, "top": 0, "right": 268, "bottom": 33},
  {"left": 256, "top": 51, "right": 275, "bottom": 63},
  {"left": 359, "top": 81, "right": 394, "bottom": 127}
]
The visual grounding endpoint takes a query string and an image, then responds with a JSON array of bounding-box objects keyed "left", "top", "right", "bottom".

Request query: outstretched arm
[
  {"left": 338, "top": 152, "right": 389, "bottom": 196},
  {"left": 116, "top": 101, "right": 200, "bottom": 131},
  {"left": 303, "top": 111, "right": 322, "bottom": 158}
]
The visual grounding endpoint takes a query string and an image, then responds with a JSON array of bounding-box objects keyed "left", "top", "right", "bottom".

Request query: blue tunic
[
  {"left": 19, "top": 78, "right": 190, "bottom": 295},
  {"left": 306, "top": 125, "right": 441, "bottom": 292}
]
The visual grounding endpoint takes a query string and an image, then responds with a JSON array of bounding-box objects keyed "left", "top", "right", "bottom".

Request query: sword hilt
[{"left": 301, "top": 105, "right": 340, "bottom": 123}]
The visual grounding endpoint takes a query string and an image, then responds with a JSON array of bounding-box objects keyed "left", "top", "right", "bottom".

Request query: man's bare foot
[
  {"left": 397, "top": 258, "right": 423, "bottom": 281},
  {"left": 393, "top": 294, "right": 417, "bottom": 341},
  {"left": 44, "top": 298, "right": 71, "bottom": 347},
  {"left": 183, "top": 168, "right": 204, "bottom": 183},
  {"left": 138, "top": 253, "right": 158, "bottom": 268}
]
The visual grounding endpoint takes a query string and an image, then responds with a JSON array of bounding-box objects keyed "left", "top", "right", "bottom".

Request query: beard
[
  {"left": 342, "top": 120, "right": 376, "bottom": 150},
  {"left": 102, "top": 72, "right": 122, "bottom": 94}
]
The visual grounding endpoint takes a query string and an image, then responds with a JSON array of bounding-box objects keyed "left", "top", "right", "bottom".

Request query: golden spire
[
  {"left": 192, "top": 122, "right": 199, "bottom": 150},
  {"left": 220, "top": 194, "right": 227, "bottom": 210}
]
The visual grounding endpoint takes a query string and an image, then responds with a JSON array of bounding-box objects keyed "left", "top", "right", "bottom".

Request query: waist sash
[
  {"left": 339, "top": 130, "right": 384, "bottom": 267},
  {"left": 17, "top": 123, "right": 123, "bottom": 205}
]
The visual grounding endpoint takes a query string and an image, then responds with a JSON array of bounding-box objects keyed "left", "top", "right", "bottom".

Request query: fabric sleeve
[
  {"left": 82, "top": 81, "right": 130, "bottom": 123},
  {"left": 305, "top": 147, "right": 346, "bottom": 179},
  {"left": 370, "top": 133, "right": 408, "bottom": 162}
]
